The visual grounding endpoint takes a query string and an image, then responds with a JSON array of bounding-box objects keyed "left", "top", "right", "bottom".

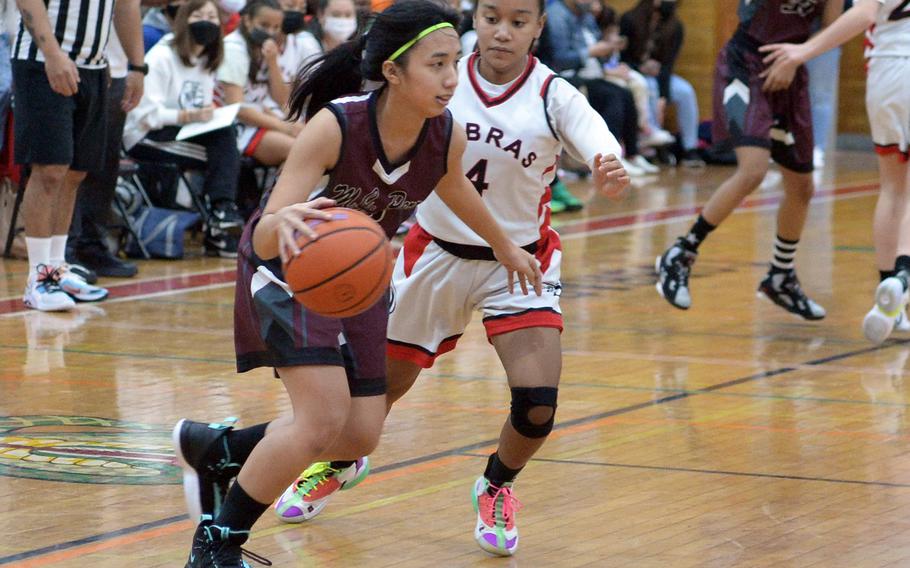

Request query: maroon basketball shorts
[
  {"left": 233, "top": 217, "right": 387, "bottom": 396},
  {"left": 712, "top": 42, "right": 814, "bottom": 173}
]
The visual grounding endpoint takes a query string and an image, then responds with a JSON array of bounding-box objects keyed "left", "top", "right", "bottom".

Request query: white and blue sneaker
[
  {"left": 23, "top": 265, "right": 76, "bottom": 312},
  {"left": 57, "top": 264, "right": 108, "bottom": 302}
]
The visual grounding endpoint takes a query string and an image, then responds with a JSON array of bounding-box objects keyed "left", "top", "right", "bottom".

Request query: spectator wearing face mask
[
  {"left": 217, "top": 0, "right": 301, "bottom": 167},
  {"left": 620, "top": 0, "right": 704, "bottom": 167},
  {"left": 145, "top": 0, "right": 246, "bottom": 53},
  {"left": 125, "top": 0, "right": 244, "bottom": 258},
  {"left": 144, "top": 0, "right": 185, "bottom": 52},
  {"left": 278, "top": 0, "right": 359, "bottom": 81}
]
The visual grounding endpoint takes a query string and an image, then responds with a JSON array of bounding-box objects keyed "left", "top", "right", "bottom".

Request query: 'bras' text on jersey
[{"left": 465, "top": 123, "right": 537, "bottom": 169}]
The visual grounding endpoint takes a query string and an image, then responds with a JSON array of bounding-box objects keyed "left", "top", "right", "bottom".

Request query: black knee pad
[{"left": 510, "top": 386, "right": 558, "bottom": 438}]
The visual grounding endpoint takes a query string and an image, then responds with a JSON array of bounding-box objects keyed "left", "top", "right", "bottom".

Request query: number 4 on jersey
[{"left": 466, "top": 159, "right": 490, "bottom": 195}]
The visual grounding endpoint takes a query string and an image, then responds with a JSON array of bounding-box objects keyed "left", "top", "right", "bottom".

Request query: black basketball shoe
[{"left": 173, "top": 419, "right": 241, "bottom": 523}]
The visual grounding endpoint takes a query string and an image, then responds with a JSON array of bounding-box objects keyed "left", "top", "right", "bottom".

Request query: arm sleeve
[
  {"left": 543, "top": 12, "right": 587, "bottom": 73},
  {"left": 217, "top": 39, "right": 250, "bottom": 88},
  {"left": 546, "top": 77, "right": 623, "bottom": 167},
  {"left": 131, "top": 46, "right": 180, "bottom": 129}
]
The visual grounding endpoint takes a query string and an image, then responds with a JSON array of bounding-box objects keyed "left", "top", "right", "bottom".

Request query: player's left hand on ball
[
  {"left": 594, "top": 153, "right": 630, "bottom": 200},
  {"left": 276, "top": 197, "right": 336, "bottom": 264},
  {"left": 494, "top": 244, "right": 543, "bottom": 297}
]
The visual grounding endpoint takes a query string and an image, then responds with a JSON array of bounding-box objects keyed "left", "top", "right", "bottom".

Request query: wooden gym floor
[{"left": 1, "top": 150, "right": 908, "bottom": 567}]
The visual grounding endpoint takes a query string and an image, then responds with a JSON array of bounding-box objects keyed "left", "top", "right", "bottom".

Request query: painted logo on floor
[{"left": 0, "top": 416, "right": 180, "bottom": 484}]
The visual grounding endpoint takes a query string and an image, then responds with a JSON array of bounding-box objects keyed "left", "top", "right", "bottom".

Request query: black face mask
[
  {"left": 658, "top": 1, "right": 676, "bottom": 19},
  {"left": 282, "top": 10, "right": 305, "bottom": 34},
  {"left": 189, "top": 21, "right": 220, "bottom": 46},
  {"left": 164, "top": 3, "right": 180, "bottom": 18},
  {"left": 248, "top": 27, "right": 273, "bottom": 46}
]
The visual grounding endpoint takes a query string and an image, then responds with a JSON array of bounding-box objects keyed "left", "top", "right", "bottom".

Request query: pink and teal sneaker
[
  {"left": 472, "top": 476, "right": 522, "bottom": 556},
  {"left": 275, "top": 458, "right": 370, "bottom": 523}
]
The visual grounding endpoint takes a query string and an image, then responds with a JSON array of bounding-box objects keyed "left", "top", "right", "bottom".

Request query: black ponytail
[
  {"left": 288, "top": 35, "right": 367, "bottom": 121},
  {"left": 288, "top": 0, "right": 459, "bottom": 121}
]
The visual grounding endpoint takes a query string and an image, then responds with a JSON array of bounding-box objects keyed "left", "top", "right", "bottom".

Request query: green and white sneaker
[{"left": 274, "top": 458, "right": 370, "bottom": 523}]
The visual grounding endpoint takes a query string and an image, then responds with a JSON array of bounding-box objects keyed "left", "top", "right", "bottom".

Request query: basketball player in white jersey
[
  {"left": 273, "top": 0, "right": 630, "bottom": 556},
  {"left": 761, "top": 0, "right": 910, "bottom": 344}
]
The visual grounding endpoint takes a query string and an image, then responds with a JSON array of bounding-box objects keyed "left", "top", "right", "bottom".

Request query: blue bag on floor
[{"left": 124, "top": 206, "right": 200, "bottom": 259}]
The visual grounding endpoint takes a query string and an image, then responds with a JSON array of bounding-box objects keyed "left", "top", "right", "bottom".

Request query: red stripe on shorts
[
  {"left": 401, "top": 222, "right": 434, "bottom": 277},
  {"left": 244, "top": 128, "right": 268, "bottom": 157},
  {"left": 483, "top": 309, "right": 563, "bottom": 340},
  {"left": 387, "top": 334, "right": 461, "bottom": 369},
  {"left": 874, "top": 144, "right": 910, "bottom": 163}
]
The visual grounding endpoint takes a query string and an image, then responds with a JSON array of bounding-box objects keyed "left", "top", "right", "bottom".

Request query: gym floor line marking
[
  {"left": 505, "top": 456, "right": 910, "bottom": 489},
  {"left": 423, "top": 371, "right": 910, "bottom": 409},
  {"left": 558, "top": 182, "right": 877, "bottom": 239},
  {"left": 0, "top": 180, "right": 879, "bottom": 317},
  {"left": 3, "top": 336, "right": 906, "bottom": 566}
]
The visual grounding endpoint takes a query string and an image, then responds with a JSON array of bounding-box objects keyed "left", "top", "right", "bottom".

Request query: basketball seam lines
[
  {"left": 316, "top": 244, "right": 394, "bottom": 316},
  {"left": 291, "top": 227, "right": 389, "bottom": 293}
]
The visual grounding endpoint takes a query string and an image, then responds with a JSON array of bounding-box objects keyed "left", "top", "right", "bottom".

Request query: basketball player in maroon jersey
[
  {"left": 656, "top": 0, "right": 843, "bottom": 320},
  {"left": 760, "top": 0, "right": 910, "bottom": 343},
  {"left": 170, "top": 2, "right": 542, "bottom": 566}
]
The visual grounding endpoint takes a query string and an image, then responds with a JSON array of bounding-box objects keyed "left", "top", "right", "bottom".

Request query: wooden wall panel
[{"left": 837, "top": 36, "right": 869, "bottom": 134}]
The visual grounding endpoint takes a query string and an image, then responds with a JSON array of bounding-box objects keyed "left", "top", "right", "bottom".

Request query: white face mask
[{"left": 323, "top": 16, "right": 357, "bottom": 41}]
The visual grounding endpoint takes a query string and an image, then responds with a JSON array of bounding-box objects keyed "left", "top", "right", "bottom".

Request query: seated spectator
[
  {"left": 279, "top": 0, "right": 358, "bottom": 80},
  {"left": 538, "top": 0, "right": 658, "bottom": 176},
  {"left": 457, "top": 0, "right": 477, "bottom": 55},
  {"left": 620, "top": 0, "right": 705, "bottom": 167},
  {"left": 593, "top": 1, "right": 674, "bottom": 148},
  {"left": 0, "top": 13, "right": 12, "bottom": 149},
  {"left": 143, "top": 2, "right": 182, "bottom": 53},
  {"left": 218, "top": 0, "right": 300, "bottom": 167},
  {"left": 145, "top": 0, "right": 246, "bottom": 53},
  {"left": 124, "top": 0, "right": 243, "bottom": 258}
]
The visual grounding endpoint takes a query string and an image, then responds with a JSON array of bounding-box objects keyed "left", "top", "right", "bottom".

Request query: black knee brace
[{"left": 509, "top": 386, "right": 558, "bottom": 438}]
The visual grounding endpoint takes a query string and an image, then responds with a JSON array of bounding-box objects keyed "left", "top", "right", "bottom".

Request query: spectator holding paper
[{"left": 124, "top": 0, "right": 244, "bottom": 258}]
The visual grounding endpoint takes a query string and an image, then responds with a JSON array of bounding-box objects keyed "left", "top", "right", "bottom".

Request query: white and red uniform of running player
[
  {"left": 387, "top": 53, "right": 621, "bottom": 368},
  {"left": 866, "top": 0, "right": 910, "bottom": 160}
]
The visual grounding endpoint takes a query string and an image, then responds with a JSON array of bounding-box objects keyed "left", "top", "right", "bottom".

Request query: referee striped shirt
[{"left": 12, "top": 0, "right": 114, "bottom": 68}]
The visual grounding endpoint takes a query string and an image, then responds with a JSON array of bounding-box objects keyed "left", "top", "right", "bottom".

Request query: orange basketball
[{"left": 283, "top": 207, "right": 394, "bottom": 318}]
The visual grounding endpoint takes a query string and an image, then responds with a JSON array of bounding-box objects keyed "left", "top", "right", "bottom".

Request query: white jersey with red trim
[
  {"left": 415, "top": 53, "right": 621, "bottom": 248},
  {"left": 867, "top": 0, "right": 910, "bottom": 57}
]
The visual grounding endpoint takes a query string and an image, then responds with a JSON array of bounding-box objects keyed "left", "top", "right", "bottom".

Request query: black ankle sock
[
  {"left": 484, "top": 453, "right": 523, "bottom": 493},
  {"left": 881, "top": 269, "right": 897, "bottom": 282},
  {"left": 213, "top": 481, "right": 271, "bottom": 541},
  {"left": 680, "top": 215, "right": 716, "bottom": 252},
  {"left": 330, "top": 460, "right": 356, "bottom": 469},
  {"left": 224, "top": 423, "right": 269, "bottom": 467},
  {"left": 896, "top": 255, "right": 910, "bottom": 274}
]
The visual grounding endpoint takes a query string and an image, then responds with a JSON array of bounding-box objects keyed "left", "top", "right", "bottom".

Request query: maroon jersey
[
  {"left": 316, "top": 90, "right": 454, "bottom": 239},
  {"left": 734, "top": 0, "right": 827, "bottom": 47},
  {"left": 233, "top": 89, "right": 452, "bottom": 377}
]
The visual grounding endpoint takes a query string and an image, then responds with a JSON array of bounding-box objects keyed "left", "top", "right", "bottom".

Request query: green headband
[{"left": 387, "top": 22, "right": 455, "bottom": 62}]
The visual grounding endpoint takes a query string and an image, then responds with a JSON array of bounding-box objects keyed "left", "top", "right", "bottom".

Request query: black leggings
[
  {"left": 128, "top": 125, "right": 240, "bottom": 205},
  {"left": 575, "top": 78, "right": 640, "bottom": 157}
]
